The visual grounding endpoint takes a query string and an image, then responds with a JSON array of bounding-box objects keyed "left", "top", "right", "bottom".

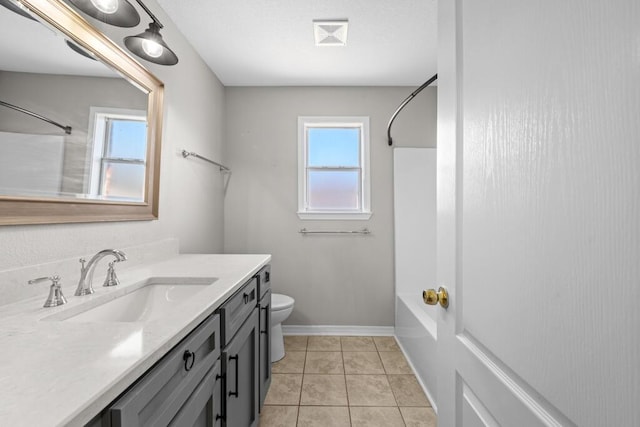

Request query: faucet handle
[
  {"left": 103, "top": 261, "right": 121, "bottom": 287},
  {"left": 28, "top": 275, "right": 67, "bottom": 308}
]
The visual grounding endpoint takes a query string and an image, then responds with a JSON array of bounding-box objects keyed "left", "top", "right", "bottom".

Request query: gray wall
[
  {"left": 0, "top": 71, "right": 146, "bottom": 135},
  {"left": 0, "top": 0, "right": 226, "bottom": 272},
  {"left": 224, "top": 86, "right": 437, "bottom": 326},
  {"left": 0, "top": 71, "right": 147, "bottom": 194}
]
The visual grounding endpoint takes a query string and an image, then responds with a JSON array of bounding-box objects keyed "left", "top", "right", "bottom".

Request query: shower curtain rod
[
  {"left": 386, "top": 73, "right": 437, "bottom": 146},
  {"left": 0, "top": 100, "right": 72, "bottom": 135}
]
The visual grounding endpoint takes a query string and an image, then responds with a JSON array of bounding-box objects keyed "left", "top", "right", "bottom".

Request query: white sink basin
[{"left": 45, "top": 277, "right": 217, "bottom": 323}]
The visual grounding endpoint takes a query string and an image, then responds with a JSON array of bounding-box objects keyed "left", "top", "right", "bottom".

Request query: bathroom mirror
[{"left": 0, "top": 0, "right": 164, "bottom": 225}]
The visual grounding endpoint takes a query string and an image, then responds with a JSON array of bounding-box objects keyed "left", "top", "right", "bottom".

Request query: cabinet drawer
[
  {"left": 219, "top": 277, "right": 258, "bottom": 346},
  {"left": 109, "top": 314, "right": 220, "bottom": 427},
  {"left": 169, "top": 361, "right": 222, "bottom": 427},
  {"left": 256, "top": 265, "right": 271, "bottom": 299}
]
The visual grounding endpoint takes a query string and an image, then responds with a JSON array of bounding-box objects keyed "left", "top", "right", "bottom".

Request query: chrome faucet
[
  {"left": 75, "top": 249, "right": 127, "bottom": 296},
  {"left": 28, "top": 275, "right": 67, "bottom": 307}
]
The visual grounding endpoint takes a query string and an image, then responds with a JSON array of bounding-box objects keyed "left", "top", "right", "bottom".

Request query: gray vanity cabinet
[
  {"left": 170, "top": 361, "right": 222, "bottom": 427},
  {"left": 221, "top": 309, "right": 259, "bottom": 427},
  {"left": 87, "top": 265, "right": 272, "bottom": 427},
  {"left": 106, "top": 314, "right": 222, "bottom": 427},
  {"left": 219, "top": 277, "right": 257, "bottom": 346},
  {"left": 258, "top": 289, "right": 271, "bottom": 409},
  {"left": 218, "top": 277, "right": 260, "bottom": 427},
  {"left": 255, "top": 265, "right": 272, "bottom": 410}
]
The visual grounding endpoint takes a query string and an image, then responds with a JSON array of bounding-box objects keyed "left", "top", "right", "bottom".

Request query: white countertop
[{"left": 0, "top": 254, "right": 270, "bottom": 427}]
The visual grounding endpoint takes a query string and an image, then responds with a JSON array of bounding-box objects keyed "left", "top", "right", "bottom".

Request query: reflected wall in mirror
[{"left": 0, "top": 0, "right": 164, "bottom": 225}]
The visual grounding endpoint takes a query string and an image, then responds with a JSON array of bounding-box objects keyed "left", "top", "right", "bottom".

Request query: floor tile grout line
[
  {"left": 341, "top": 346, "right": 353, "bottom": 425},
  {"left": 379, "top": 348, "right": 389, "bottom": 375},
  {"left": 295, "top": 339, "right": 307, "bottom": 426},
  {"left": 271, "top": 336, "right": 429, "bottom": 426}
]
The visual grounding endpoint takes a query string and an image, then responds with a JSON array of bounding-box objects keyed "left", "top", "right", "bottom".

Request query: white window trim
[
  {"left": 297, "top": 116, "right": 372, "bottom": 220},
  {"left": 86, "top": 106, "right": 147, "bottom": 198}
]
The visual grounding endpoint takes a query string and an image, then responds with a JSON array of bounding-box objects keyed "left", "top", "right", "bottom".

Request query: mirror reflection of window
[{"left": 88, "top": 107, "right": 147, "bottom": 201}]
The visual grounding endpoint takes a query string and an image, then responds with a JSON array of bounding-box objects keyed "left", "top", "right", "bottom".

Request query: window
[
  {"left": 298, "top": 116, "right": 371, "bottom": 219},
  {"left": 88, "top": 107, "right": 147, "bottom": 201}
]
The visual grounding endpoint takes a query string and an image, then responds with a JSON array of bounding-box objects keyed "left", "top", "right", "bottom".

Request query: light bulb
[
  {"left": 141, "top": 39, "right": 163, "bottom": 58},
  {"left": 89, "top": 0, "right": 118, "bottom": 14}
]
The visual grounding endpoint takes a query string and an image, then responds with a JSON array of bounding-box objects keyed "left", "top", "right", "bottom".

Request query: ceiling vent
[{"left": 313, "top": 20, "right": 349, "bottom": 46}]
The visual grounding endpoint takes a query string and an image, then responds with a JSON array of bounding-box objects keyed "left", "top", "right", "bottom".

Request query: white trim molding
[
  {"left": 297, "top": 116, "right": 372, "bottom": 220},
  {"left": 282, "top": 325, "right": 394, "bottom": 336}
]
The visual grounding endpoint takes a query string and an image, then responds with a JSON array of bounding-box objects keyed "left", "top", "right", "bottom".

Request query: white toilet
[{"left": 271, "top": 293, "right": 295, "bottom": 362}]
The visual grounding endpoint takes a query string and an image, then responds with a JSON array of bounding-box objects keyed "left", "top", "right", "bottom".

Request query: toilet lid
[{"left": 271, "top": 293, "right": 295, "bottom": 310}]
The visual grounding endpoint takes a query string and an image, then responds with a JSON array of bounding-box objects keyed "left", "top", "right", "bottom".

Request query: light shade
[
  {"left": 67, "top": 0, "right": 140, "bottom": 27},
  {"left": 124, "top": 22, "right": 178, "bottom": 65},
  {"left": 65, "top": 40, "right": 97, "bottom": 60},
  {"left": 0, "top": 0, "right": 36, "bottom": 20}
]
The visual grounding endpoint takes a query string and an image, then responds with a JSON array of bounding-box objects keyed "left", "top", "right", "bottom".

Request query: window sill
[{"left": 297, "top": 211, "right": 372, "bottom": 220}]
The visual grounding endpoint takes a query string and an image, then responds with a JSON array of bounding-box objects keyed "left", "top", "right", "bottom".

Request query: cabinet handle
[
  {"left": 260, "top": 305, "right": 269, "bottom": 334},
  {"left": 265, "top": 271, "right": 270, "bottom": 283},
  {"left": 243, "top": 290, "right": 256, "bottom": 304},
  {"left": 215, "top": 373, "right": 224, "bottom": 421},
  {"left": 228, "top": 355, "right": 239, "bottom": 397},
  {"left": 183, "top": 350, "right": 195, "bottom": 372},
  {"left": 261, "top": 304, "right": 271, "bottom": 368}
]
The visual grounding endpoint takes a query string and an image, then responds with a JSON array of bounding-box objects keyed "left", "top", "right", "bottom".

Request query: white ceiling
[
  {"left": 156, "top": 0, "right": 437, "bottom": 86},
  {"left": 0, "top": 7, "right": 119, "bottom": 78}
]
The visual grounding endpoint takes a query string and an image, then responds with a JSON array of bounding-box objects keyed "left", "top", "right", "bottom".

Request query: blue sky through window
[
  {"left": 107, "top": 120, "right": 147, "bottom": 160},
  {"left": 308, "top": 127, "right": 360, "bottom": 167}
]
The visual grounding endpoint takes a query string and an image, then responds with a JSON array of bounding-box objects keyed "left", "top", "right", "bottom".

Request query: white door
[{"left": 434, "top": 1, "right": 640, "bottom": 426}]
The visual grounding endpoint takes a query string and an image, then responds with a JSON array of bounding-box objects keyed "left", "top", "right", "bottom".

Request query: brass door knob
[{"left": 422, "top": 287, "right": 449, "bottom": 308}]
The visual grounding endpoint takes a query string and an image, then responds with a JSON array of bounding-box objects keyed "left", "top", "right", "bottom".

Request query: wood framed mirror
[{"left": 0, "top": 0, "right": 164, "bottom": 225}]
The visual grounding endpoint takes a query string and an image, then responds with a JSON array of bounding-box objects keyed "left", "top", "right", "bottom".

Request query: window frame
[
  {"left": 297, "top": 116, "right": 372, "bottom": 220},
  {"left": 87, "top": 106, "right": 147, "bottom": 200}
]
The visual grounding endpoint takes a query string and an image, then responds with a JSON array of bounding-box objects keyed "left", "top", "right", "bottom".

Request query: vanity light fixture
[
  {"left": 0, "top": 0, "right": 36, "bottom": 20},
  {"left": 124, "top": 19, "right": 178, "bottom": 65},
  {"left": 67, "top": 0, "right": 140, "bottom": 27},
  {"left": 65, "top": 39, "right": 97, "bottom": 60},
  {"left": 1, "top": 0, "right": 98, "bottom": 62},
  {"left": 66, "top": 0, "right": 178, "bottom": 65}
]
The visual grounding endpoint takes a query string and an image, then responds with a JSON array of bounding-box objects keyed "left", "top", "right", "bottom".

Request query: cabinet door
[
  {"left": 108, "top": 315, "right": 220, "bottom": 427},
  {"left": 258, "top": 290, "right": 271, "bottom": 410},
  {"left": 223, "top": 309, "right": 259, "bottom": 427},
  {"left": 169, "top": 361, "right": 222, "bottom": 427}
]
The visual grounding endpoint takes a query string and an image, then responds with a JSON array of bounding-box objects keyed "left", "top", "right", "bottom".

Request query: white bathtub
[
  {"left": 393, "top": 148, "right": 438, "bottom": 410},
  {"left": 395, "top": 293, "right": 438, "bottom": 411}
]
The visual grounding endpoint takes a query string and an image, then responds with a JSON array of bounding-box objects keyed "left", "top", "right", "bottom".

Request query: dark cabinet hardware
[
  {"left": 228, "top": 355, "right": 239, "bottom": 397},
  {"left": 260, "top": 306, "right": 269, "bottom": 334},
  {"left": 183, "top": 350, "right": 196, "bottom": 371}
]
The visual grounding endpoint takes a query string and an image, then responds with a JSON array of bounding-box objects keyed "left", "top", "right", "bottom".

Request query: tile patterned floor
[{"left": 259, "top": 336, "right": 437, "bottom": 427}]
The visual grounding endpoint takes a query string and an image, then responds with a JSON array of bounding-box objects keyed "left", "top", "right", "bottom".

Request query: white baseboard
[{"left": 282, "top": 325, "right": 395, "bottom": 336}]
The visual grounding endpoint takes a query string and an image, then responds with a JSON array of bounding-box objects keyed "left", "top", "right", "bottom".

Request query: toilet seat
[{"left": 271, "top": 293, "right": 295, "bottom": 311}]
